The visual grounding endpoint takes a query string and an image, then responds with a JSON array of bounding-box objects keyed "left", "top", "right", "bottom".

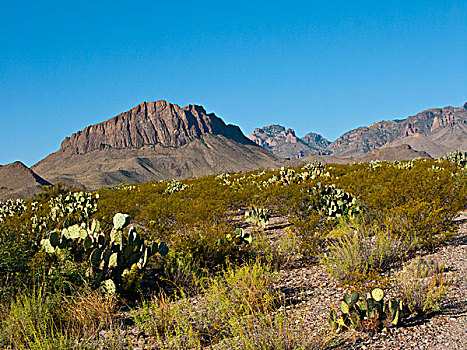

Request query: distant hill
[
  {"left": 357, "top": 144, "right": 432, "bottom": 162},
  {"left": 251, "top": 103, "right": 467, "bottom": 159},
  {"left": 32, "top": 100, "right": 284, "bottom": 190},
  {"left": 0, "top": 161, "right": 52, "bottom": 201}
]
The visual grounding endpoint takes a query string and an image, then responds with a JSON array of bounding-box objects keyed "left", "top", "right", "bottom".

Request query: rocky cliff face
[
  {"left": 33, "top": 101, "right": 284, "bottom": 190},
  {"left": 61, "top": 100, "right": 253, "bottom": 155},
  {"left": 248, "top": 125, "right": 330, "bottom": 159}
]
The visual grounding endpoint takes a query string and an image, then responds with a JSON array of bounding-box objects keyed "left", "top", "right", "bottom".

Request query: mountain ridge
[
  {"left": 2, "top": 101, "right": 466, "bottom": 200},
  {"left": 249, "top": 103, "right": 467, "bottom": 159}
]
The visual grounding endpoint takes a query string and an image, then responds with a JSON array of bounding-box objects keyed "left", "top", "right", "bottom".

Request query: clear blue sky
[{"left": 1, "top": 0, "right": 466, "bottom": 166}]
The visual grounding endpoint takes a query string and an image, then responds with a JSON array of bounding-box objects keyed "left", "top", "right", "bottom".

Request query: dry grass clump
[
  {"left": 0, "top": 286, "right": 120, "bottom": 349},
  {"left": 224, "top": 308, "right": 337, "bottom": 350},
  {"left": 133, "top": 261, "right": 281, "bottom": 349},
  {"left": 321, "top": 220, "right": 407, "bottom": 284},
  {"left": 397, "top": 257, "right": 453, "bottom": 315}
]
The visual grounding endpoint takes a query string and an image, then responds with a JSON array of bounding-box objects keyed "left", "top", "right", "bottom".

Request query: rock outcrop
[{"left": 60, "top": 100, "right": 253, "bottom": 154}]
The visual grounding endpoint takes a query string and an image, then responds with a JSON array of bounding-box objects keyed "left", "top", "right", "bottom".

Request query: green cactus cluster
[
  {"left": 244, "top": 205, "right": 271, "bottom": 228},
  {"left": 226, "top": 228, "right": 252, "bottom": 245},
  {"left": 367, "top": 160, "right": 415, "bottom": 171},
  {"left": 0, "top": 199, "right": 26, "bottom": 223},
  {"left": 302, "top": 161, "right": 325, "bottom": 172},
  {"left": 0, "top": 192, "right": 99, "bottom": 233},
  {"left": 216, "top": 173, "right": 231, "bottom": 182},
  {"left": 430, "top": 165, "right": 444, "bottom": 172},
  {"left": 48, "top": 191, "right": 99, "bottom": 223},
  {"left": 266, "top": 166, "right": 330, "bottom": 187},
  {"left": 164, "top": 180, "right": 189, "bottom": 195},
  {"left": 442, "top": 150, "right": 467, "bottom": 167},
  {"left": 309, "top": 183, "right": 361, "bottom": 219},
  {"left": 329, "top": 288, "right": 408, "bottom": 333},
  {"left": 216, "top": 173, "right": 240, "bottom": 189},
  {"left": 30, "top": 201, "right": 48, "bottom": 233},
  {"left": 217, "top": 171, "right": 267, "bottom": 190},
  {"left": 391, "top": 160, "right": 414, "bottom": 170},
  {"left": 112, "top": 183, "right": 137, "bottom": 191},
  {"left": 368, "top": 160, "right": 383, "bottom": 170},
  {"left": 40, "top": 213, "right": 168, "bottom": 294}
]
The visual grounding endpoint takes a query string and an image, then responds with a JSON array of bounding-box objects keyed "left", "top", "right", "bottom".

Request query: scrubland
[{"left": 0, "top": 154, "right": 466, "bottom": 349}]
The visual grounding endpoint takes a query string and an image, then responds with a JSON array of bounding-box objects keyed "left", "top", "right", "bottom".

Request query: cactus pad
[{"left": 371, "top": 288, "right": 384, "bottom": 302}]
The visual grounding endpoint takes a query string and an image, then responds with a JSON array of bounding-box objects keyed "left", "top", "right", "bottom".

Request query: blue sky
[{"left": 1, "top": 0, "right": 466, "bottom": 166}]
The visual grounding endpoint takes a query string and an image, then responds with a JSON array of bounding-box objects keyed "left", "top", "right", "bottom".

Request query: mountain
[
  {"left": 0, "top": 161, "right": 52, "bottom": 201},
  {"left": 301, "top": 132, "right": 331, "bottom": 152},
  {"left": 247, "top": 125, "right": 330, "bottom": 159},
  {"left": 251, "top": 103, "right": 467, "bottom": 159},
  {"left": 32, "top": 101, "right": 284, "bottom": 190},
  {"left": 328, "top": 103, "right": 467, "bottom": 158}
]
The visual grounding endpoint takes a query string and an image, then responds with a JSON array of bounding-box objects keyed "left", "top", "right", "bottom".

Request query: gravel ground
[
  {"left": 116, "top": 212, "right": 467, "bottom": 349},
  {"left": 273, "top": 212, "right": 467, "bottom": 350}
]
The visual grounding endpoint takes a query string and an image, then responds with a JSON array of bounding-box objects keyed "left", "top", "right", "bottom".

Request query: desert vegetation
[{"left": 0, "top": 154, "right": 466, "bottom": 349}]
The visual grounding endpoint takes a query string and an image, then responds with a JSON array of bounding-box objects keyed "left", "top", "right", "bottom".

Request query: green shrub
[
  {"left": 383, "top": 199, "right": 457, "bottom": 250},
  {"left": 290, "top": 213, "right": 332, "bottom": 256}
]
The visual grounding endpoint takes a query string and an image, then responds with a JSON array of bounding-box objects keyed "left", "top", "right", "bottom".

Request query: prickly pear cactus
[
  {"left": 226, "top": 228, "right": 252, "bottom": 245},
  {"left": 244, "top": 205, "right": 271, "bottom": 228},
  {"left": 48, "top": 191, "right": 99, "bottom": 223},
  {"left": 328, "top": 288, "right": 409, "bottom": 334},
  {"left": 309, "top": 183, "right": 361, "bottom": 219},
  {"left": 40, "top": 213, "right": 168, "bottom": 294},
  {"left": 0, "top": 199, "right": 26, "bottom": 223},
  {"left": 164, "top": 180, "right": 189, "bottom": 195},
  {"left": 443, "top": 150, "right": 467, "bottom": 167}
]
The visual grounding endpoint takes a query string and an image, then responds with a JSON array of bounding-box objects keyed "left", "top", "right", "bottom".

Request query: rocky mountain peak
[
  {"left": 59, "top": 100, "right": 252, "bottom": 155},
  {"left": 248, "top": 124, "right": 330, "bottom": 158}
]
